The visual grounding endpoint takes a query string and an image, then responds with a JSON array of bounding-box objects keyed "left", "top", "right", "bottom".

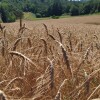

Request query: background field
[
  {"left": 3, "top": 15, "right": 100, "bottom": 30},
  {"left": 0, "top": 15, "right": 100, "bottom": 100}
]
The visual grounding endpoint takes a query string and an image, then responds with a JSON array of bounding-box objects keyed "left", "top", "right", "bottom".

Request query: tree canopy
[{"left": 0, "top": 0, "right": 100, "bottom": 22}]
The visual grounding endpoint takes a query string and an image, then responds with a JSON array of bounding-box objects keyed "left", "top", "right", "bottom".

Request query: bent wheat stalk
[
  {"left": 4, "top": 77, "right": 23, "bottom": 91},
  {"left": 12, "top": 38, "right": 22, "bottom": 51},
  {"left": 9, "top": 51, "right": 37, "bottom": 67},
  {"left": 43, "top": 23, "right": 49, "bottom": 35}
]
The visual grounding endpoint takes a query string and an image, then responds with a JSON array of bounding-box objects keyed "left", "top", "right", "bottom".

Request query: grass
[
  {"left": 23, "top": 12, "right": 50, "bottom": 21},
  {"left": 23, "top": 12, "right": 36, "bottom": 20},
  {"left": 23, "top": 12, "right": 100, "bottom": 21},
  {"left": 23, "top": 12, "right": 71, "bottom": 21}
]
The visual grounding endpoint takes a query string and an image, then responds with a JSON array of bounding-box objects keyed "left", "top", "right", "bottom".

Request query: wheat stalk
[
  {"left": 0, "top": 24, "right": 5, "bottom": 33},
  {"left": 57, "top": 28, "right": 62, "bottom": 43},
  {"left": 48, "top": 34, "right": 73, "bottom": 78},
  {"left": 41, "top": 38, "right": 48, "bottom": 56},
  {"left": 54, "top": 79, "right": 68, "bottom": 100},
  {"left": 68, "top": 32, "right": 72, "bottom": 51},
  {"left": 31, "top": 65, "right": 53, "bottom": 99},
  {"left": 87, "top": 84, "right": 100, "bottom": 100},
  {"left": 54, "top": 92, "right": 61, "bottom": 100},
  {"left": 0, "top": 90, "right": 7, "bottom": 100},
  {"left": 70, "top": 68, "right": 100, "bottom": 98},
  {"left": 27, "top": 38, "right": 32, "bottom": 48},
  {"left": 83, "top": 69, "right": 90, "bottom": 94},
  {"left": 9, "top": 51, "right": 37, "bottom": 68},
  {"left": 12, "top": 38, "right": 22, "bottom": 51},
  {"left": 1, "top": 40, "right": 5, "bottom": 57},
  {"left": 47, "top": 58, "right": 54, "bottom": 90},
  {"left": 76, "top": 45, "right": 92, "bottom": 73},
  {"left": 4, "top": 77, "right": 23, "bottom": 91},
  {"left": 43, "top": 23, "right": 48, "bottom": 35}
]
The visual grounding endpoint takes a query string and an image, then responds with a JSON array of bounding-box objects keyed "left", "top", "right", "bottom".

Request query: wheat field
[{"left": 0, "top": 15, "right": 100, "bottom": 100}]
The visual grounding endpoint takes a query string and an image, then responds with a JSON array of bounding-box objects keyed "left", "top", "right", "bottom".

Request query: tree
[
  {"left": 70, "top": 5, "right": 79, "bottom": 16},
  {"left": 51, "top": 0, "right": 63, "bottom": 16},
  {"left": 0, "top": 3, "right": 9, "bottom": 22},
  {"left": 1, "top": 0, "right": 100, "bottom": 21}
]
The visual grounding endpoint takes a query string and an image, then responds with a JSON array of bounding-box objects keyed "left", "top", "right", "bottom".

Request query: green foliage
[
  {"left": 14, "top": 9, "right": 23, "bottom": 19},
  {"left": 35, "top": 13, "right": 42, "bottom": 18},
  {"left": 70, "top": 5, "right": 79, "bottom": 16},
  {"left": 52, "top": 15, "right": 60, "bottom": 19},
  {"left": 51, "top": 0, "right": 63, "bottom": 16},
  {"left": 0, "top": 0, "right": 100, "bottom": 22},
  {"left": 0, "top": 0, "right": 23, "bottom": 22},
  {"left": 7, "top": 12, "right": 16, "bottom": 22},
  {"left": 0, "top": 3, "right": 16, "bottom": 22}
]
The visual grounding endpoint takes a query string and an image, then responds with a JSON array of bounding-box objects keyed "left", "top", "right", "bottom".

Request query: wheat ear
[
  {"left": 43, "top": 23, "right": 48, "bottom": 35},
  {"left": 48, "top": 34, "right": 73, "bottom": 78},
  {"left": 47, "top": 58, "right": 54, "bottom": 93},
  {"left": 76, "top": 45, "right": 91, "bottom": 73},
  {"left": 41, "top": 38, "right": 48, "bottom": 56},
  {"left": 57, "top": 28, "right": 62, "bottom": 43},
  {"left": 12, "top": 38, "right": 22, "bottom": 51}
]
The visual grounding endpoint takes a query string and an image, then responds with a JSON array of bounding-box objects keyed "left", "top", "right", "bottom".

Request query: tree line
[{"left": 0, "top": 0, "right": 100, "bottom": 23}]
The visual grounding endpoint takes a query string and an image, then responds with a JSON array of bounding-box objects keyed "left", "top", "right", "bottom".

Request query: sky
[{"left": 69, "top": 0, "right": 81, "bottom": 1}]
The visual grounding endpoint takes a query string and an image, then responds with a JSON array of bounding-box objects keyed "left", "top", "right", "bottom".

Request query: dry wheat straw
[
  {"left": 0, "top": 90, "right": 7, "bottom": 100},
  {"left": 48, "top": 34, "right": 73, "bottom": 78},
  {"left": 76, "top": 45, "right": 92, "bottom": 72},
  {"left": 32, "top": 58, "right": 54, "bottom": 98},
  {"left": 9, "top": 51, "right": 37, "bottom": 67},
  {"left": 12, "top": 38, "right": 22, "bottom": 51},
  {"left": 83, "top": 69, "right": 90, "bottom": 94},
  {"left": 41, "top": 38, "right": 48, "bottom": 56},
  {"left": 4, "top": 77, "right": 23, "bottom": 91},
  {"left": 87, "top": 84, "right": 100, "bottom": 100},
  {"left": 1, "top": 40, "right": 5, "bottom": 57},
  {"left": 54, "top": 79, "right": 68, "bottom": 100},
  {"left": 73, "top": 40, "right": 83, "bottom": 52},
  {"left": 43, "top": 24, "right": 48, "bottom": 35},
  {"left": 70, "top": 68, "right": 100, "bottom": 98},
  {"left": 0, "top": 80, "right": 9, "bottom": 86},
  {"left": 68, "top": 32, "right": 73, "bottom": 51},
  {"left": 18, "top": 25, "right": 26, "bottom": 37},
  {"left": 57, "top": 28, "right": 62, "bottom": 43},
  {"left": 47, "top": 58, "right": 54, "bottom": 90},
  {"left": 27, "top": 38, "right": 32, "bottom": 47},
  {"left": 54, "top": 92, "right": 61, "bottom": 100},
  {"left": 31, "top": 64, "right": 53, "bottom": 99},
  {"left": 0, "top": 24, "right": 5, "bottom": 33}
]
